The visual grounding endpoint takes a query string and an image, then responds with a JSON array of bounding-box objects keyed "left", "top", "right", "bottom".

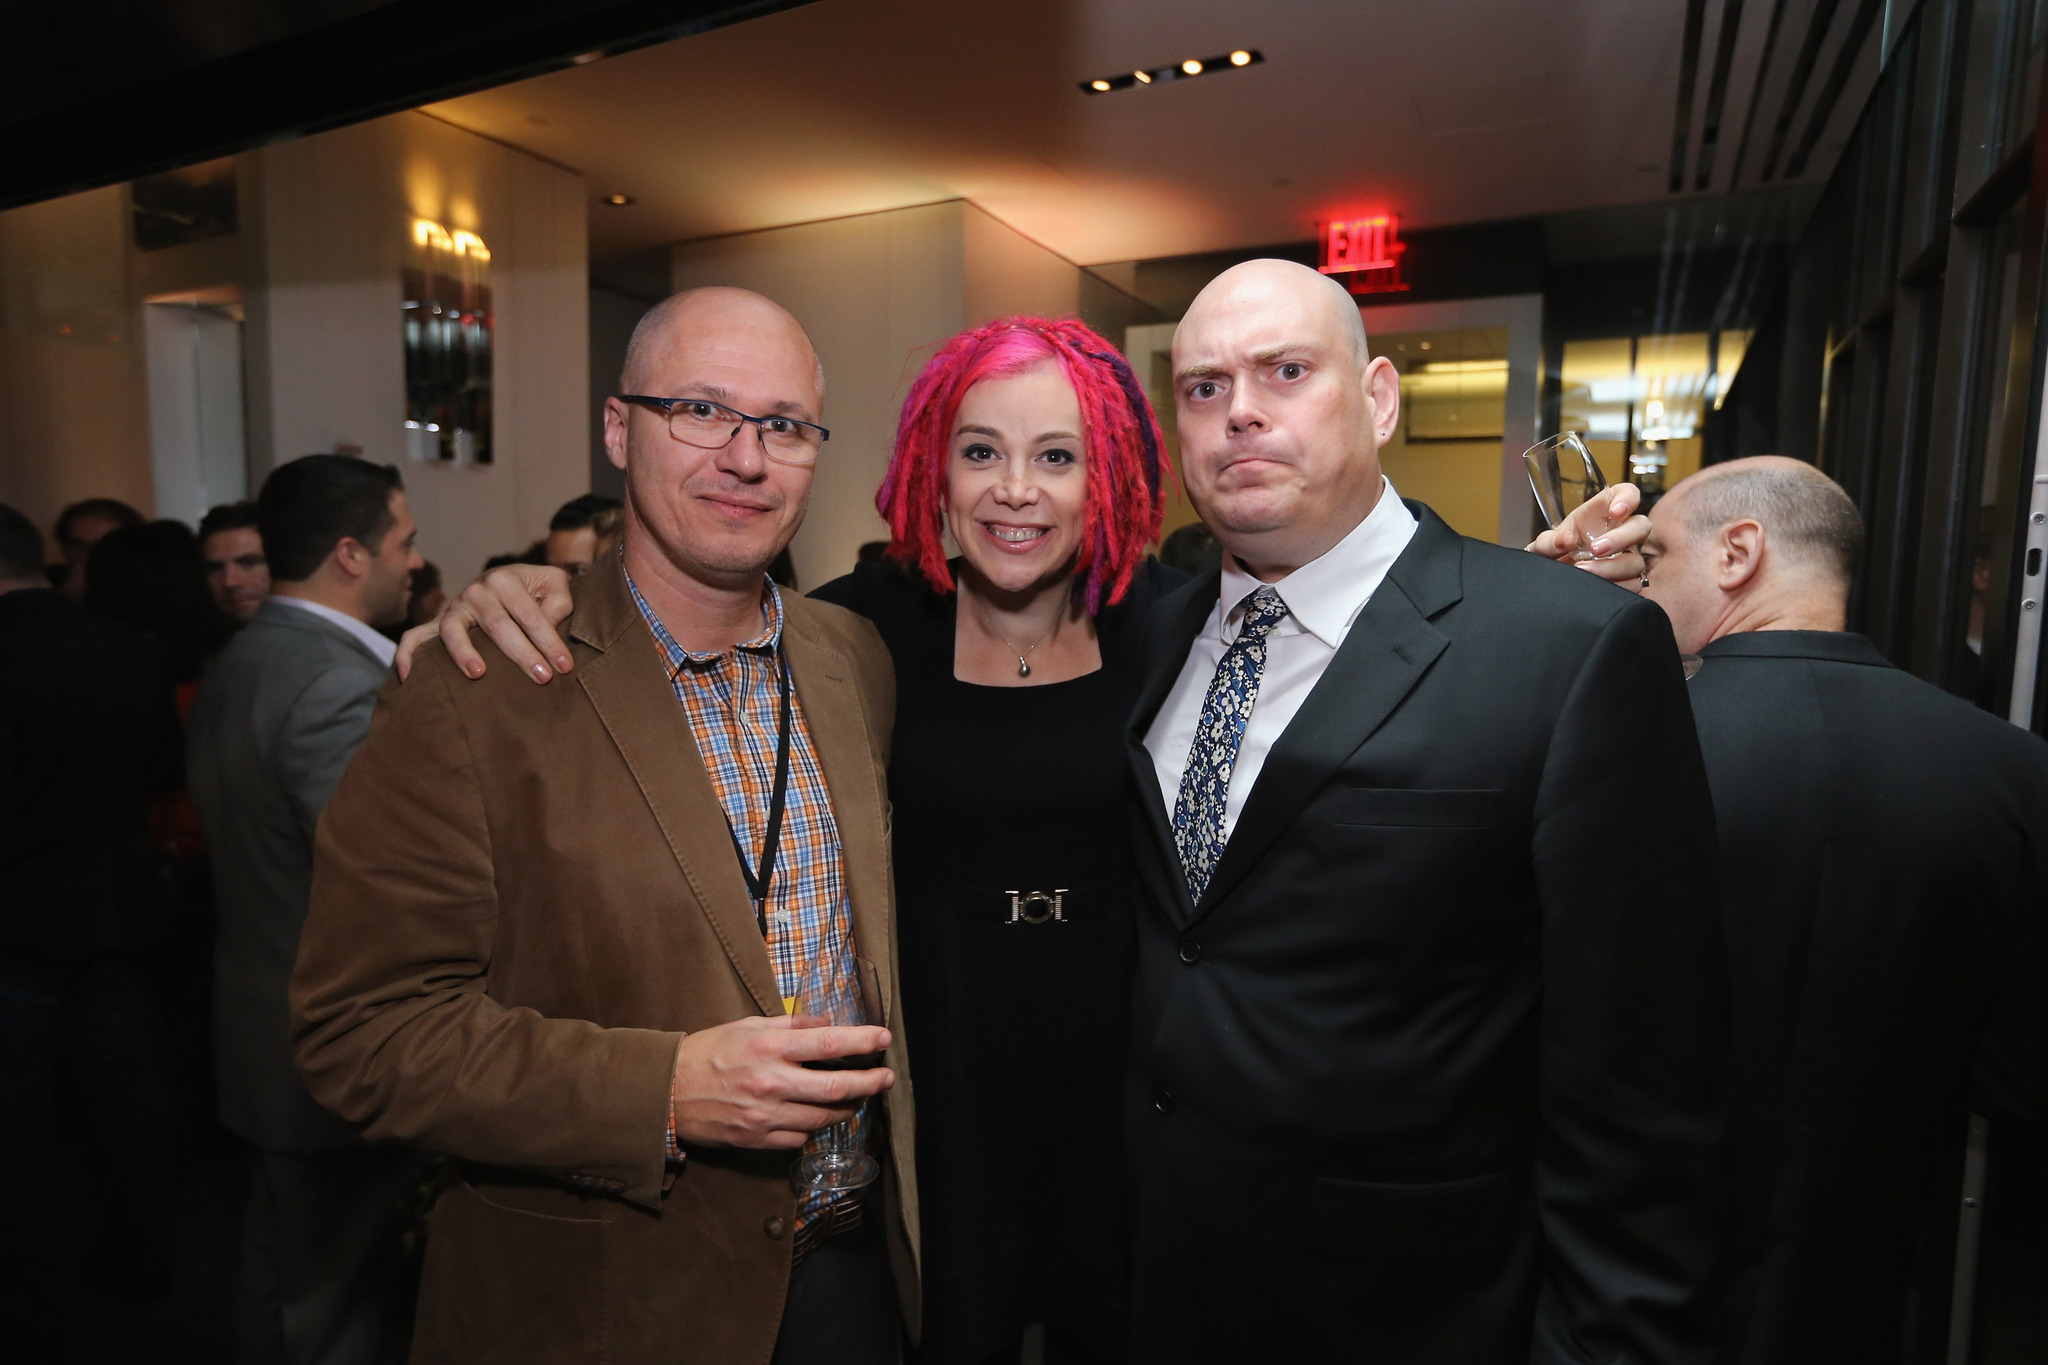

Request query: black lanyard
[{"left": 725, "top": 649, "right": 794, "bottom": 938}]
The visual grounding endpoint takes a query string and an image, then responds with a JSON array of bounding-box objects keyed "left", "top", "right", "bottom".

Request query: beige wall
[
  {"left": 1378, "top": 437, "right": 1505, "bottom": 540},
  {"left": 672, "top": 200, "right": 1090, "bottom": 591},
  {"left": 0, "top": 111, "right": 589, "bottom": 581},
  {"left": 243, "top": 112, "right": 590, "bottom": 581},
  {"left": 963, "top": 202, "right": 1078, "bottom": 326},
  {"left": 0, "top": 185, "right": 155, "bottom": 545}
]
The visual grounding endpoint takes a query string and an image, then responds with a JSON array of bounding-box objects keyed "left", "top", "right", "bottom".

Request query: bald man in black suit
[{"left": 1639, "top": 457, "right": 2048, "bottom": 1364}]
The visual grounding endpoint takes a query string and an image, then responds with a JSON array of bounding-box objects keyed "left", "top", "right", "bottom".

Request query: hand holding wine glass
[
  {"left": 1525, "top": 432, "right": 1615, "bottom": 560},
  {"left": 788, "top": 952, "right": 886, "bottom": 1193},
  {"left": 665, "top": 1012, "right": 892, "bottom": 1150},
  {"left": 1527, "top": 482, "right": 1651, "bottom": 583}
]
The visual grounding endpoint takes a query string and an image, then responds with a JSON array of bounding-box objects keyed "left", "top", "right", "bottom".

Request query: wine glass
[
  {"left": 1524, "top": 431, "right": 1612, "bottom": 560},
  {"left": 789, "top": 952, "right": 884, "bottom": 1194}
]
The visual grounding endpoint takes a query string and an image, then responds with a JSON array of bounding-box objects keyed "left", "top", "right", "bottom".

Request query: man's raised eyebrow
[
  {"left": 1248, "top": 342, "right": 1316, "bottom": 364},
  {"left": 1174, "top": 343, "right": 1317, "bottom": 385}
]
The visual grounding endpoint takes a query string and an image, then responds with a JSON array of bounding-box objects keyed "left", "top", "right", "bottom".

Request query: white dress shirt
[
  {"left": 270, "top": 593, "right": 398, "bottom": 668},
  {"left": 1145, "top": 478, "right": 1418, "bottom": 840}
]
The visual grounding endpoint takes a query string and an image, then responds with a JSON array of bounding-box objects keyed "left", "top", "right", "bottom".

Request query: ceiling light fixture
[
  {"left": 1418, "top": 359, "right": 1509, "bottom": 374},
  {"left": 1080, "top": 49, "right": 1263, "bottom": 95},
  {"left": 602, "top": 193, "right": 633, "bottom": 206}
]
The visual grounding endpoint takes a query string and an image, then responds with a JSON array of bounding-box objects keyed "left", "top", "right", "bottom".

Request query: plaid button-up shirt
[{"left": 629, "top": 571, "right": 865, "bottom": 1230}]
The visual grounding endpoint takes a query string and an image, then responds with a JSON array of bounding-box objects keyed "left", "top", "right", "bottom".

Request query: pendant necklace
[{"left": 979, "top": 608, "right": 1056, "bottom": 678}]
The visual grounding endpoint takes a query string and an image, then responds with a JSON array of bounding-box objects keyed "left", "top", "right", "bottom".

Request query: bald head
[
  {"left": 1183, "top": 259, "right": 1371, "bottom": 366},
  {"left": 1170, "top": 258, "right": 1397, "bottom": 578},
  {"left": 603, "top": 285, "right": 827, "bottom": 605},
  {"left": 1668, "top": 457, "right": 1863, "bottom": 584},
  {"left": 1643, "top": 456, "right": 1862, "bottom": 652},
  {"left": 620, "top": 286, "right": 825, "bottom": 403}
]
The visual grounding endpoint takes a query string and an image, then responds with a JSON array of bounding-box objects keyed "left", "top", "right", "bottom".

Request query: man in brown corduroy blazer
[{"left": 290, "top": 287, "right": 918, "bottom": 1365}]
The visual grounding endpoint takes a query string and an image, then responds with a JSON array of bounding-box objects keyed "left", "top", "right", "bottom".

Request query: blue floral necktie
[{"left": 1172, "top": 586, "right": 1291, "bottom": 904}]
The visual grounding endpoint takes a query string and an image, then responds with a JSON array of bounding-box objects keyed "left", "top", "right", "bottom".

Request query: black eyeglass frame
[{"left": 617, "top": 394, "right": 830, "bottom": 464}]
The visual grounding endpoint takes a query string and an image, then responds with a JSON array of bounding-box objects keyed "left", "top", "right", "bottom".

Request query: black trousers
[
  {"left": 771, "top": 1201, "right": 899, "bottom": 1365},
  {"left": 0, "top": 950, "right": 177, "bottom": 1365}
]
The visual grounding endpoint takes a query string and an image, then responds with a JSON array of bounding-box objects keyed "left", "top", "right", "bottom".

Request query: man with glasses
[{"left": 290, "top": 287, "right": 915, "bottom": 1365}]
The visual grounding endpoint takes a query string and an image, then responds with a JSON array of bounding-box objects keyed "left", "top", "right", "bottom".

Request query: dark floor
[
  {"left": 63, "top": 1132, "right": 243, "bottom": 1363},
  {"left": 46, "top": 1120, "right": 2048, "bottom": 1364}
]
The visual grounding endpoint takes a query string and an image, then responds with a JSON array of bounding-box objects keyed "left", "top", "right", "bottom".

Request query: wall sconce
[{"left": 402, "top": 219, "right": 493, "bottom": 464}]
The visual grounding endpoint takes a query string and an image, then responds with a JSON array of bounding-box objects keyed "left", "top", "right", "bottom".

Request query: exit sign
[{"left": 1319, "top": 216, "right": 1410, "bottom": 294}]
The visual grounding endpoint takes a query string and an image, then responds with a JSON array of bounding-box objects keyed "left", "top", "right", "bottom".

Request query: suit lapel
[
  {"left": 780, "top": 600, "right": 896, "bottom": 1029},
  {"left": 1126, "top": 571, "right": 1218, "bottom": 929},
  {"left": 1193, "top": 507, "right": 1464, "bottom": 916},
  {"left": 572, "top": 565, "right": 783, "bottom": 1018}
]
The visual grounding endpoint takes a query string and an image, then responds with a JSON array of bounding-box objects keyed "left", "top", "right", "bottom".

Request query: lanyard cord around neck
[{"left": 726, "top": 648, "right": 794, "bottom": 939}]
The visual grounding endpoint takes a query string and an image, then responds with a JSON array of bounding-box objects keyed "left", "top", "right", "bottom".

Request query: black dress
[{"left": 811, "top": 558, "right": 1178, "bottom": 1364}]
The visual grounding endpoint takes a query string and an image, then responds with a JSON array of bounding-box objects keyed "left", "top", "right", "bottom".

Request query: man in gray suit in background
[{"left": 190, "top": 454, "right": 427, "bottom": 1365}]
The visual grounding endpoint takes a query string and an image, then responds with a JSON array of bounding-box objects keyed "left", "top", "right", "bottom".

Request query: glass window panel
[
  {"left": 1559, "top": 337, "right": 1632, "bottom": 488},
  {"left": 1636, "top": 332, "right": 1712, "bottom": 493}
]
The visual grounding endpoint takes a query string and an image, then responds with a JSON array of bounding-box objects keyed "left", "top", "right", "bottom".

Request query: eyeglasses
[{"left": 618, "top": 395, "right": 829, "bottom": 466}]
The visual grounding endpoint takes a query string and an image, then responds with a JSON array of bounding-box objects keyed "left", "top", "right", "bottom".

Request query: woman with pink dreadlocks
[{"left": 803, "top": 317, "right": 1173, "bottom": 1365}]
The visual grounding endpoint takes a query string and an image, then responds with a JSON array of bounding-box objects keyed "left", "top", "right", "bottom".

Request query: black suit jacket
[
  {"left": 0, "top": 587, "right": 180, "bottom": 960},
  {"left": 1688, "top": 630, "right": 2048, "bottom": 1365},
  {"left": 1123, "top": 506, "right": 1728, "bottom": 1365}
]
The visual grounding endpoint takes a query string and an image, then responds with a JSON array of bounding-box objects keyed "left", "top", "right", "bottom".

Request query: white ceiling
[{"left": 425, "top": 0, "right": 1877, "bottom": 267}]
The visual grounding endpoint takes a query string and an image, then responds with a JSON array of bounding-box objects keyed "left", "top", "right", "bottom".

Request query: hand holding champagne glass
[
  {"left": 1522, "top": 433, "right": 1696, "bottom": 673},
  {"left": 1524, "top": 432, "right": 1614, "bottom": 560},
  {"left": 789, "top": 951, "right": 885, "bottom": 1193}
]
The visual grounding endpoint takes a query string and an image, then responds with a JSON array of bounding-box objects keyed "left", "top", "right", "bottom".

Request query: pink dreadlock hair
[{"left": 874, "top": 317, "right": 1171, "bottom": 614}]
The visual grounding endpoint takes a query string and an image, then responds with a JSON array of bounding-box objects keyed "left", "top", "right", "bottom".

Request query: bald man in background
[{"left": 1640, "top": 457, "right": 2048, "bottom": 1365}]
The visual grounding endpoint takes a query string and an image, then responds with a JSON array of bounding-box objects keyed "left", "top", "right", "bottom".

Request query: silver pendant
[{"left": 1017, "top": 659, "right": 1031, "bottom": 677}]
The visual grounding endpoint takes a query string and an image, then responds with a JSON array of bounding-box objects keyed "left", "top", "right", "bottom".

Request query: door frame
[{"left": 1355, "top": 293, "right": 1544, "bottom": 548}]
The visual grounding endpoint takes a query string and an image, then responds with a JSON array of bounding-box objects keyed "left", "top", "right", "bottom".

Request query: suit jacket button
[
  {"left": 1153, "top": 1089, "right": 1174, "bottom": 1114},
  {"left": 1178, "top": 939, "right": 1202, "bottom": 964},
  {"left": 764, "top": 1216, "right": 787, "bottom": 1240}
]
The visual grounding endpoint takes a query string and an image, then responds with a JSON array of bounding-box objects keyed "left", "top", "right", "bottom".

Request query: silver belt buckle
[{"left": 1004, "top": 889, "right": 1068, "bottom": 925}]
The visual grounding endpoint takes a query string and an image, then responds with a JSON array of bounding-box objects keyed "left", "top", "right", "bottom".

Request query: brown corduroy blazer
[{"left": 290, "top": 557, "right": 919, "bottom": 1365}]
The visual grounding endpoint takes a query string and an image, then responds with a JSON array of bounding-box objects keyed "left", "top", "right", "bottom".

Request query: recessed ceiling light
[
  {"left": 1080, "top": 50, "right": 1262, "bottom": 94},
  {"left": 602, "top": 193, "right": 633, "bottom": 206}
]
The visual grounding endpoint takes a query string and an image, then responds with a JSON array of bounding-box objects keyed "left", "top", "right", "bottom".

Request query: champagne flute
[
  {"left": 789, "top": 952, "right": 883, "bottom": 1194},
  {"left": 1527, "top": 432, "right": 1700, "bottom": 676},
  {"left": 1524, "top": 431, "right": 1613, "bottom": 560}
]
